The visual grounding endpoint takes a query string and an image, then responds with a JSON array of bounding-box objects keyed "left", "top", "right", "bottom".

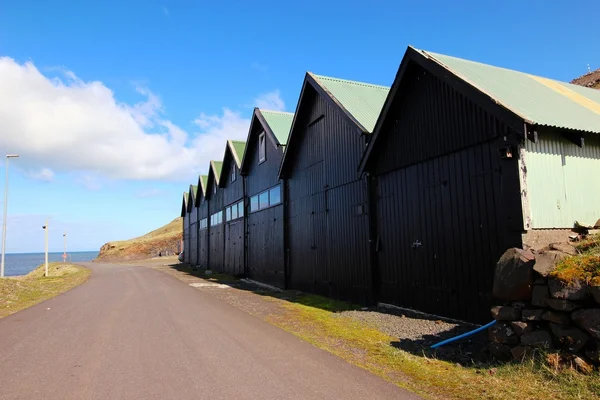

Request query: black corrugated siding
[
  {"left": 189, "top": 205, "right": 198, "bottom": 265},
  {"left": 222, "top": 151, "right": 245, "bottom": 276},
  {"left": 209, "top": 179, "right": 224, "bottom": 272},
  {"left": 368, "top": 61, "right": 523, "bottom": 322},
  {"left": 198, "top": 198, "right": 209, "bottom": 268},
  {"left": 286, "top": 88, "right": 371, "bottom": 304},
  {"left": 244, "top": 117, "right": 287, "bottom": 287}
]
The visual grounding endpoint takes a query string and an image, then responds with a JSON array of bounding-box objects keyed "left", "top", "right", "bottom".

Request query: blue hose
[{"left": 430, "top": 320, "right": 496, "bottom": 349}]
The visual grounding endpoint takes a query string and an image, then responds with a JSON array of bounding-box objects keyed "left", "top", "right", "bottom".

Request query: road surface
[{"left": 0, "top": 262, "right": 419, "bottom": 400}]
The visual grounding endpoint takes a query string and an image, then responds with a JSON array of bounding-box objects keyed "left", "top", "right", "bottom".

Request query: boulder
[
  {"left": 533, "top": 251, "right": 566, "bottom": 277},
  {"left": 510, "top": 321, "right": 534, "bottom": 336},
  {"left": 591, "top": 286, "right": 600, "bottom": 305},
  {"left": 550, "top": 324, "right": 590, "bottom": 353},
  {"left": 511, "top": 345, "right": 533, "bottom": 361},
  {"left": 493, "top": 248, "right": 535, "bottom": 301},
  {"left": 571, "top": 309, "right": 600, "bottom": 340},
  {"left": 542, "top": 310, "right": 570, "bottom": 325},
  {"left": 489, "top": 343, "right": 512, "bottom": 361},
  {"left": 521, "top": 330, "right": 553, "bottom": 349},
  {"left": 488, "top": 322, "right": 519, "bottom": 345},
  {"left": 548, "top": 278, "right": 589, "bottom": 301},
  {"left": 531, "top": 285, "right": 549, "bottom": 307},
  {"left": 550, "top": 242, "right": 578, "bottom": 256},
  {"left": 522, "top": 309, "right": 544, "bottom": 321},
  {"left": 546, "top": 299, "right": 582, "bottom": 312},
  {"left": 491, "top": 306, "right": 521, "bottom": 321}
]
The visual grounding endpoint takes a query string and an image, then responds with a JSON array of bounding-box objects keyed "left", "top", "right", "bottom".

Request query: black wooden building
[
  {"left": 359, "top": 47, "right": 531, "bottom": 322},
  {"left": 194, "top": 175, "right": 209, "bottom": 268},
  {"left": 187, "top": 184, "right": 199, "bottom": 267},
  {"left": 279, "top": 72, "right": 389, "bottom": 304},
  {"left": 206, "top": 160, "right": 224, "bottom": 272},
  {"left": 180, "top": 191, "right": 190, "bottom": 263},
  {"left": 221, "top": 140, "right": 246, "bottom": 276},
  {"left": 240, "top": 108, "right": 294, "bottom": 288}
]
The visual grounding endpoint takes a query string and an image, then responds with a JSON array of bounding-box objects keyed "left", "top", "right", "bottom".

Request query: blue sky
[{"left": 0, "top": 0, "right": 598, "bottom": 253}]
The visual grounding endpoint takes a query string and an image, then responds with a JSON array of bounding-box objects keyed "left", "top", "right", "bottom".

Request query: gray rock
[
  {"left": 571, "top": 309, "right": 600, "bottom": 340},
  {"left": 493, "top": 248, "right": 535, "bottom": 301},
  {"left": 510, "top": 321, "right": 534, "bottom": 336},
  {"left": 491, "top": 306, "right": 521, "bottom": 321},
  {"left": 521, "top": 330, "right": 553, "bottom": 349},
  {"left": 548, "top": 278, "right": 589, "bottom": 301},
  {"left": 522, "top": 309, "right": 544, "bottom": 321},
  {"left": 542, "top": 310, "right": 571, "bottom": 325},
  {"left": 488, "top": 322, "right": 519, "bottom": 345},
  {"left": 489, "top": 343, "right": 512, "bottom": 361},
  {"left": 533, "top": 251, "right": 567, "bottom": 277},
  {"left": 591, "top": 286, "right": 600, "bottom": 305},
  {"left": 546, "top": 299, "right": 582, "bottom": 312},
  {"left": 550, "top": 242, "right": 578, "bottom": 256},
  {"left": 550, "top": 324, "right": 590, "bottom": 353},
  {"left": 531, "top": 285, "right": 549, "bottom": 307}
]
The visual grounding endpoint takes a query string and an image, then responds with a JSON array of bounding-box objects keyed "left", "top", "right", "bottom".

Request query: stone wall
[{"left": 489, "top": 246, "right": 599, "bottom": 371}]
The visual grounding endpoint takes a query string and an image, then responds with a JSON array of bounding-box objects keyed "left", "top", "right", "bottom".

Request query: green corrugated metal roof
[
  {"left": 311, "top": 73, "right": 390, "bottom": 132},
  {"left": 191, "top": 185, "right": 198, "bottom": 199},
  {"left": 199, "top": 175, "right": 208, "bottom": 195},
  {"left": 229, "top": 140, "right": 246, "bottom": 167},
  {"left": 419, "top": 49, "right": 600, "bottom": 134},
  {"left": 260, "top": 110, "right": 294, "bottom": 144},
  {"left": 211, "top": 160, "right": 223, "bottom": 184}
]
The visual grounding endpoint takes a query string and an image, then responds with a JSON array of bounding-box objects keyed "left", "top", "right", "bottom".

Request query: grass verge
[
  {"left": 263, "top": 295, "right": 600, "bottom": 400},
  {"left": 551, "top": 233, "right": 600, "bottom": 285},
  {"left": 0, "top": 262, "right": 90, "bottom": 319}
]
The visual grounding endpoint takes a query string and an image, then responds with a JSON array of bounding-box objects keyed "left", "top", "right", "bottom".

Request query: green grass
[
  {"left": 263, "top": 294, "right": 600, "bottom": 400},
  {"left": 551, "top": 234, "right": 600, "bottom": 285},
  {"left": 0, "top": 262, "right": 90, "bottom": 319}
]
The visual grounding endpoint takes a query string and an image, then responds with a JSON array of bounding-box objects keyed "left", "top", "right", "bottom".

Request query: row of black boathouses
[{"left": 181, "top": 46, "right": 600, "bottom": 323}]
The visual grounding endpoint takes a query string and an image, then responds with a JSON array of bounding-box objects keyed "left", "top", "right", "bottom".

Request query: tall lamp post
[
  {"left": 63, "top": 232, "right": 67, "bottom": 266},
  {"left": 1, "top": 154, "right": 19, "bottom": 278},
  {"left": 42, "top": 217, "right": 50, "bottom": 277}
]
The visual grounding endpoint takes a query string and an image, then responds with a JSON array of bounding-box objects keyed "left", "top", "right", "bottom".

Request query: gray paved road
[{"left": 0, "top": 263, "right": 419, "bottom": 400}]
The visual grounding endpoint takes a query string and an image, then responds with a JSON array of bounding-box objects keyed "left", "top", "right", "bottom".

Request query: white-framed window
[
  {"left": 231, "top": 164, "right": 237, "bottom": 183},
  {"left": 258, "top": 131, "right": 266, "bottom": 163},
  {"left": 249, "top": 184, "right": 281, "bottom": 213}
]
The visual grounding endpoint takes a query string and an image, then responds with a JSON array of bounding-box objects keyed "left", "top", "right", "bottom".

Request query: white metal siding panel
[{"left": 525, "top": 132, "right": 600, "bottom": 228}]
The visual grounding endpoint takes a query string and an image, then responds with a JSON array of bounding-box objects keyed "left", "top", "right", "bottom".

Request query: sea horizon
[{"left": 2, "top": 251, "right": 99, "bottom": 277}]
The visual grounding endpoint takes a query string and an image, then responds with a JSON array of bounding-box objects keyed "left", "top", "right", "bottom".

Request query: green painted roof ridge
[
  {"left": 311, "top": 72, "right": 390, "bottom": 91},
  {"left": 259, "top": 109, "right": 294, "bottom": 145},
  {"left": 259, "top": 109, "right": 294, "bottom": 115},
  {"left": 228, "top": 140, "right": 247, "bottom": 167},
  {"left": 211, "top": 160, "right": 223, "bottom": 183},
  {"left": 200, "top": 175, "right": 208, "bottom": 193}
]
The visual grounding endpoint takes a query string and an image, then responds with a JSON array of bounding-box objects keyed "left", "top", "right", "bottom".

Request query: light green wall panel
[{"left": 525, "top": 132, "right": 600, "bottom": 229}]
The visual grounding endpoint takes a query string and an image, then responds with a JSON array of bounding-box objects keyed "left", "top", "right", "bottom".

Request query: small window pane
[
  {"left": 231, "top": 205, "right": 238, "bottom": 220},
  {"left": 219, "top": 211, "right": 223, "bottom": 224},
  {"left": 269, "top": 185, "right": 281, "bottom": 206},
  {"left": 259, "top": 192, "right": 269, "bottom": 209},
  {"left": 231, "top": 165, "right": 236, "bottom": 183},
  {"left": 238, "top": 201, "right": 244, "bottom": 217},
  {"left": 250, "top": 196, "right": 259, "bottom": 212},
  {"left": 226, "top": 207, "right": 231, "bottom": 221},
  {"left": 259, "top": 132, "right": 266, "bottom": 163}
]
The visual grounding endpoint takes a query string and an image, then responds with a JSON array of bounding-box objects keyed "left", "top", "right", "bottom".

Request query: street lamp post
[
  {"left": 42, "top": 217, "right": 50, "bottom": 277},
  {"left": 1, "top": 154, "right": 19, "bottom": 278},
  {"left": 63, "top": 232, "right": 67, "bottom": 266}
]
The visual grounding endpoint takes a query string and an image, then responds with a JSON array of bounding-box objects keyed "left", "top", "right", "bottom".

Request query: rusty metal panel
[
  {"left": 524, "top": 131, "right": 600, "bottom": 228},
  {"left": 247, "top": 204, "right": 285, "bottom": 288},
  {"left": 286, "top": 88, "right": 372, "bottom": 304}
]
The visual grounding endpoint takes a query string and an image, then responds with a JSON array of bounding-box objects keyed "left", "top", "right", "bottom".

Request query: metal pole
[
  {"left": 63, "top": 232, "right": 67, "bottom": 266},
  {"left": 1, "top": 154, "right": 19, "bottom": 278},
  {"left": 44, "top": 218, "right": 49, "bottom": 277}
]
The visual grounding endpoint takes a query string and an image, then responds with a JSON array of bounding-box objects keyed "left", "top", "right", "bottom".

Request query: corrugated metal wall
[
  {"left": 244, "top": 117, "right": 287, "bottom": 288},
  {"left": 286, "top": 88, "right": 371, "bottom": 304},
  {"left": 189, "top": 205, "right": 198, "bottom": 266},
  {"left": 525, "top": 131, "right": 600, "bottom": 228},
  {"left": 367, "top": 61, "right": 524, "bottom": 322},
  {"left": 222, "top": 153, "right": 245, "bottom": 276},
  {"left": 183, "top": 215, "right": 190, "bottom": 264},
  {"left": 198, "top": 198, "right": 209, "bottom": 268},
  {"left": 209, "top": 179, "right": 224, "bottom": 272}
]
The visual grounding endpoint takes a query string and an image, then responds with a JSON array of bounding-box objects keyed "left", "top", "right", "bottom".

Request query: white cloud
[
  {"left": 254, "top": 90, "right": 285, "bottom": 111},
  {"left": 26, "top": 168, "right": 55, "bottom": 182},
  {"left": 0, "top": 57, "right": 285, "bottom": 184}
]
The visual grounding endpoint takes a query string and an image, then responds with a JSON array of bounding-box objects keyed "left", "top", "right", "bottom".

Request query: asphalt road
[{"left": 0, "top": 262, "right": 419, "bottom": 400}]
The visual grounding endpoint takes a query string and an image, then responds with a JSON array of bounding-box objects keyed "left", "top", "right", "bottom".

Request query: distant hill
[{"left": 95, "top": 217, "right": 182, "bottom": 261}]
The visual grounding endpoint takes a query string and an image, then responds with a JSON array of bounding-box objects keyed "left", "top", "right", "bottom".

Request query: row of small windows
[
  {"left": 225, "top": 200, "right": 244, "bottom": 222},
  {"left": 210, "top": 211, "right": 223, "bottom": 227},
  {"left": 250, "top": 184, "right": 281, "bottom": 212},
  {"left": 199, "top": 218, "right": 208, "bottom": 230}
]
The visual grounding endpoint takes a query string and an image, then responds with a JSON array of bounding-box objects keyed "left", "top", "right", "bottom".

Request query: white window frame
[{"left": 258, "top": 131, "right": 266, "bottom": 164}]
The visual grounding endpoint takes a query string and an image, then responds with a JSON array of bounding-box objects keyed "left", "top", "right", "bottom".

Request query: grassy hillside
[{"left": 95, "top": 217, "right": 182, "bottom": 261}]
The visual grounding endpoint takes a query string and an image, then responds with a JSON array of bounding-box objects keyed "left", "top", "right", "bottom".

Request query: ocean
[{"left": 2, "top": 251, "right": 99, "bottom": 276}]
